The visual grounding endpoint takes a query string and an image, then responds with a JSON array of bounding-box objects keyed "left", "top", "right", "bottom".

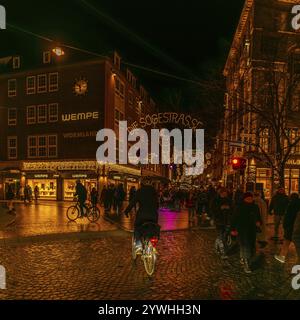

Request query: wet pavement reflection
[
  {"left": 0, "top": 201, "right": 117, "bottom": 239},
  {"left": 0, "top": 201, "right": 197, "bottom": 239}
]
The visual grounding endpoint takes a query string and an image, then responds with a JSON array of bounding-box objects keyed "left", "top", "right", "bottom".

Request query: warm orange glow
[
  {"left": 232, "top": 158, "right": 239, "bottom": 165},
  {"left": 52, "top": 47, "right": 65, "bottom": 56}
]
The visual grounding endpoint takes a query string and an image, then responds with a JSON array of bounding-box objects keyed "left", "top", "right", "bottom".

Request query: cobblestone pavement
[{"left": 0, "top": 226, "right": 299, "bottom": 300}]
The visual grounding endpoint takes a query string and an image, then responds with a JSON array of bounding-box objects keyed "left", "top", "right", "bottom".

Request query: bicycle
[
  {"left": 132, "top": 222, "right": 160, "bottom": 276},
  {"left": 66, "top": 200, "right": 100, "bottom": 222}
]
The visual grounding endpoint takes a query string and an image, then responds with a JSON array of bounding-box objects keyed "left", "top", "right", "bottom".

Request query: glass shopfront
[
  {"left": 126, "top": 177, "right": 139, "bottom": 197},
  {"left": 256, "top": 168, "right": 300, "bottom": 198},
  {"left": 256, "top": 169, "right": 272, "bottom": 199},
  {"left": 27, "top": 176, "right": 57, "bottom": 200},
  {"left": 63, "top": 176, "right": 97, "bottom": 201}
]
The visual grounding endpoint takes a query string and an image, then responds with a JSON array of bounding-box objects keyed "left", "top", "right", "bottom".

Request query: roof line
[{"left": 223, "top": 0, "right": 254, "bottom": 77}]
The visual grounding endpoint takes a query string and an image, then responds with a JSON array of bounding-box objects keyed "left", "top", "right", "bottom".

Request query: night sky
[
  {"left": 1, "top": 0, "right": 245, "bottom": 83},
  {"left": 1, "top": 0, "right": 245, "bottom": 137}
]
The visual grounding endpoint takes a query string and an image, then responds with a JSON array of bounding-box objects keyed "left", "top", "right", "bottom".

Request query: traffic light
[{"left": 231, "top": 157, "right": 247, "bottom": 171}]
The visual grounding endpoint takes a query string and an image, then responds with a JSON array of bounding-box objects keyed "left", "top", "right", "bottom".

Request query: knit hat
[{"left": 243, "top": 192, "right": 253, "bottom": 200}]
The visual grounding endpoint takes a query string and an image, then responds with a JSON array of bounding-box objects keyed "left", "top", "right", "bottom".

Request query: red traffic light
[
  {"left": 232, "top": 158, "right": 239, "bottom": 165},
  {"left": 231, "top": 157, "right": 246, "bottom": 170}
]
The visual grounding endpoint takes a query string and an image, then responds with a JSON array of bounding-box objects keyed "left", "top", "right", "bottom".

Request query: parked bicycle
[
  {"left": 66, "top": 199, "right": 100, "bottom": 222},
  {"left": 132, "top": 222, "right": 160, "bottom": 276}
]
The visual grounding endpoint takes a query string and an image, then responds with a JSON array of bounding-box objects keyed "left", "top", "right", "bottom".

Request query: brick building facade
[
  {"left": 222, "top": 0, "right": 300, "bottom": 198},
  {"left": 0, "top": 49, "right": 167, "bottom": 200}
]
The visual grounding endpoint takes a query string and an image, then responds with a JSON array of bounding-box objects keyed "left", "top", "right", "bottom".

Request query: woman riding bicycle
[{"left": 123, "top": 177, "right": 159, "bottom": 254}]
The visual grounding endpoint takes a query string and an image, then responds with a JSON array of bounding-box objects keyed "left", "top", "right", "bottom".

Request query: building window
[
  {"left": 49, "top": 103, "right": 58, "bottom": 122},
  {"left": 43, "top": 51, "right": 51, "bottom": 64},
  {"left": 28, "top": 136, "right": 37, "bottom": 158},
  {"left": 27, "top": 106, "right": 36, "bottom": 124},
  {"left": 48, "top": 135, "right": 57, "bottom": 158},
  {"left": 37, "top": 74, "right": 47, "bottom": 93},
  {"left": 8, "top": 79, "right": 17, "bottom": 97},
  {"left": 26, "top": 76, "right": 36, "bottom": 95},
  {"left": 49, "top": 73, "right": 58, "bottom": 92},
  {"left": 8, "top": 137, "right": 17, "bottom": 160},
  {"left": 262, "top": 35, "right": 278, "bottom": 57},
  {"left": 38, "top": 136, "right": 47, "bottom": 158},
  {"left": 127, "top": 70, "right": 132, "bottom": 83},
  {"left": 28, "top": 135, "right": 57, "bottom": 158},
  {"left": 260, "top": 128, "right": 270, "bottom": 153},
  {"left": 13, "top": 56, "right": 20, "bottom": 69},
  {"left": 115, "top": 109, "right": 120, "bottom": 128},
  {"left": 128, "top": 92, "right": 134, "bottom": 108},
  {"left": 37, "top": 105, "right": 47, "bottom": 123},
  {"left": 115, "top": 77, "right": 125, "bottom": 99},
  {"left": 132, "top": 77, "right": 136, "bottom": 89},
  {"left": 8, "top": 108, "right": 17, "bottom": 126},
  {"left": 137, "top": 99, "right": 142, "bottom": 116}
]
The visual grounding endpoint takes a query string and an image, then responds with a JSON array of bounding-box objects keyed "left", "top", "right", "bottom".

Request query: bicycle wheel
[
  {"left": 143, "top": 243, "right": 157, "bottom": 276},
  {"left": 66, "top": 206, "right": 79, "bottom": 221},
  {"left": 86, "top": 206, "right": 100, "bottom": 222}
]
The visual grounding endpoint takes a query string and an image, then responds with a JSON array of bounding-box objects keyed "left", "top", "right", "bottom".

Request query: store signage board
[
  {"left": 34, "top": 174, "right": 49, "bottom": 179},
  {"left": 62, "top": 112, "right": 99, "bottom": 122},
  {"left": 72, "top": 174, "right": 88, "bottom": 179},
  {"left": 23, "top": 161, "right": 97, "bottom": 172},
  {"left": 63, "top": 131, "right": 97, "bottom": 139},
  {"left": 287, "top": 159, "right": 300, "bottom": 165},
  {"left": 127, "top": 178, "right": 138, "bottom": 182},
  {"left": 128, "top": 112, "right": 202, "bottom": 132}
]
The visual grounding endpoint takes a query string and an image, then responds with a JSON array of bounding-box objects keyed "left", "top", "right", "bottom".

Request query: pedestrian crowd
[
  {"left": 194, "top": 185, "right": 300, "bottom": 274},
  {"left": 3, "top": 180, "right": 300, "bottom": 274},
  {"left": 4, "top": 184, "right": 38, "bottom": 215}
]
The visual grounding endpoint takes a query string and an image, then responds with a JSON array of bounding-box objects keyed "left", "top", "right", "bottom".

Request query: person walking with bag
[
  {"left": 254, "top": 191, "right": 268, "bottom": 248},
  {"left": 186, "top": 190, "right": 197, "bottom": 222},
  {"left": 6, "top": 185, "right": 15, "bottom": 214},
  {"left": 269, "top": 187, "right": 289, "bottom": 240},
  {"left": 231, "top": 192, "right": 262, "bottom": 274},
  {"left": 274, "top": 193, "right": 300, "bottom": 263},
  {"left": 212, "top": 188, "right": 233, "bottom": 260}
]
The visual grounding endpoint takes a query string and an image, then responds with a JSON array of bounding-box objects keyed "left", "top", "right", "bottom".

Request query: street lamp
[{"left": 52, "top": 47, "right": 65, "bottom": 57}]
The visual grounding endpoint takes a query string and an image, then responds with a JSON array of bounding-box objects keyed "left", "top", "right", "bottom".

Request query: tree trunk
[{"left": 279, "top": 166, "right": 285, "bottom": 190}]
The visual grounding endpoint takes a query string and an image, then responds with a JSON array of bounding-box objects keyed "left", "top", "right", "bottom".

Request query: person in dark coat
[
  {"left": 115, "top": 183, "right": 126, "bottom": 215},
  {"left": 231, "top": 192, "right": 262, "bottom": 273},
  {"left": 105, "top": 185, "right": 114, "bottom": 213},
  {"left": 124, "top": 178, "right": 159, "bottom": 254},
  {"left": 24, "top": 185, "right": 30, "bottom": 205},
  {"left": 292, "top": 211, "right": 300, "bottom": 263},
  {"left": 34, "top": 185, "right": 39, "bottom": 203},
  {"left": 212, "top": 188, "right": 233, "bottom": 259},
  {"left": 186, "top": 190, "right": 197, "bottom": 222},
  {"left": 74, "top": 180, "right": 88, "bottom": 218},
  {"left": 207, "top": 185, "right": 217, "bottom": 221},
  {"left": 6, "top": 185, "right": 15, "bottom": 213},
  {"left": 233, "top": 186, "right": 244, "bottom": 207},
  {"left": 269, "top": 187, "right": 289, "bottom": 239},
  {"left": 129, "top": 186, "right": 137, "bottom": 213},
  {"left": 100, "top": 186, "right": 107, "bottom": 206},
  {"left": 275, "top": 193, "right": 300, "bottom": 263},
  {"left": 196, "top": 187, "right": 208, "bottom": 216},
  {"left": 90, "top": 187, "right": 99, "bottom": 208}
]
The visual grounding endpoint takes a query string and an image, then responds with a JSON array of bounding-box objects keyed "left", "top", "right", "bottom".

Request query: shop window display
[
  {"left": 64, "top": 179, "right": 97, "bottom": 201},
  {"left": 27, "top": 179, "right": 57, "bottom": 199}
]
